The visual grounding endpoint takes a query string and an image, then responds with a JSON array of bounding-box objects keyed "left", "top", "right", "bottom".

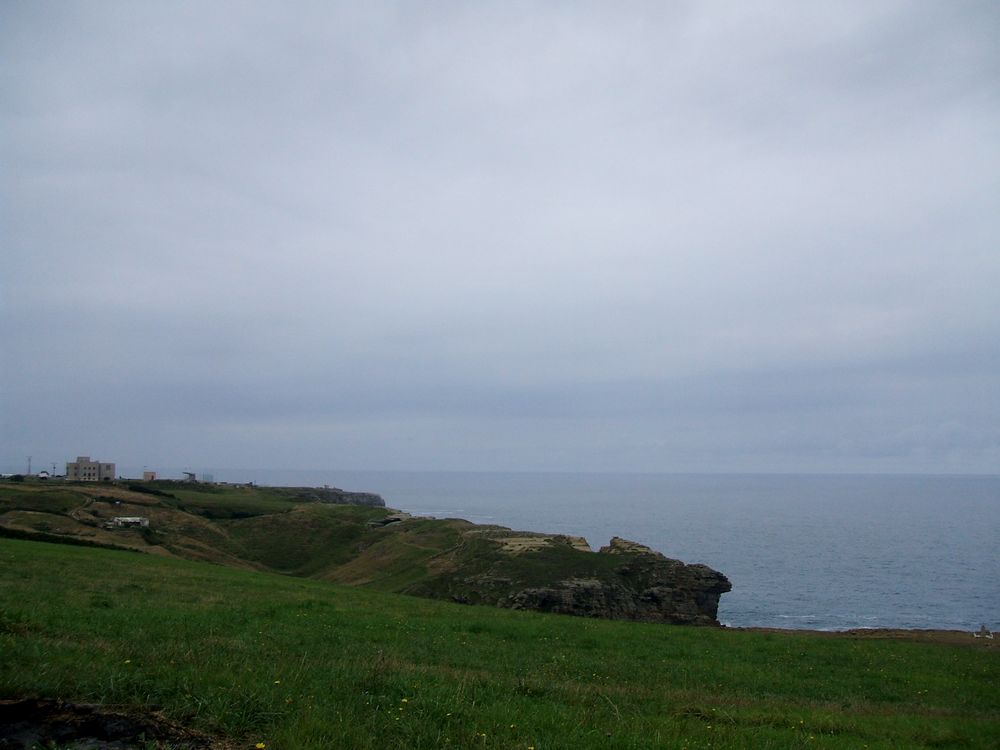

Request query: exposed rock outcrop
[
  {"left": 0, "top": 699, "right": 217, "bottom": 750},
  {"left": 600, "top": 536, "right": 662, "bottom": 556},
  {"left": 504, "top": 540, "right": 731, "bottom": 626},
  {"left": 411, "top": 530, "right": 731, "bottom": 626}
]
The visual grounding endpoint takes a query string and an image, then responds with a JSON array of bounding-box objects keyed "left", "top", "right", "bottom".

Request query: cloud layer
[{"left": 3, "top": 2, "right": 999, "bottom": 473}]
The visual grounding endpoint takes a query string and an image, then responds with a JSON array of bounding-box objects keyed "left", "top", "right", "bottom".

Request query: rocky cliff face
[
  {"left": 291, "top": 487, "right": 385, "bottom": 507},
  {"left": 413, "top": 532, "right": 731, "bottom": 626},
  {"left": 504, "top": 537, "right": 731, "bottom": 626}
]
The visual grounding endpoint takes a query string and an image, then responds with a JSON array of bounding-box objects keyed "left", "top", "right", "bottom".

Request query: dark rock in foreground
[{"left": 0, "top": 698, "right": 216, "bottom": 750}]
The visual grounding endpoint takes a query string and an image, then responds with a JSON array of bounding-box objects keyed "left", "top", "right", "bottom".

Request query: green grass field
[
  {"left": 2, "top": 538, "right": 997, "bottom": 749},
  {"left": 3, "top": 481, "right": 727, "bottom": 616}
]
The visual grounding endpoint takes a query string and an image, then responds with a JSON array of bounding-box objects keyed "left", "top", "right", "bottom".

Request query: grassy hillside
[
  {"left": 2, "top": 538, "right": 998, "bottom": 749},
  {"left": 0, "top": 482, "right": 499, "bottom": 589},
  {"left": 0, "top": 480, "right": 406, "bottom": 571},
  {"left": 0, "top": 481, "right": 731, "bottom": 625}
]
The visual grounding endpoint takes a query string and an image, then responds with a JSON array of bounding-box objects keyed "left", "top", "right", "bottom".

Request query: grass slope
[
  {"left": 2, "top": 538, "right": 997, "bottom": 750},
  {"left": 0, "top": 482, "right": 729, "bottom": 624}
]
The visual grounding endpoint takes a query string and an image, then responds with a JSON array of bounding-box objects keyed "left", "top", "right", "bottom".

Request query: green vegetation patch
[
  {"left": 162, "top": 486, "right": 302, "bottom": 519},
  {"left": 0, "top": 485, "right": 89, "bottom": 514},
  {"left": 327, "top": 518, "right": 469, "bottom": 591},
  {"left": 223, "top": 503, "right": 389, "bottom": 575},
  {"left": 2, "top": 538, "right": 997, "bottom": 750}
]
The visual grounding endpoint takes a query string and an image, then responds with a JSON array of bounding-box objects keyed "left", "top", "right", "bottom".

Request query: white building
[
  {"left": 66, "top": 456, "right": 116, "bottom": 482},
  {"left": 106, "top": 517, "right": 149, "bottom": 528}
]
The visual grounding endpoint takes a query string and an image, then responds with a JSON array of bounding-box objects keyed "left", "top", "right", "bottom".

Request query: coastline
[{"left": 728, "top": 625, "right": 998, "bottom": 647}]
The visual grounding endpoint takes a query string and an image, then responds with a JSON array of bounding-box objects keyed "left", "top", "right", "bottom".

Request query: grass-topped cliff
[
  {"left": 2, "top": 537, "right": 998, "bottom": 749},
  {"left": 0, "top": 480, "right": 729, "bottom": 625},
  {"left": 2, "top": 479, "right": 998, "bottom": 748}
]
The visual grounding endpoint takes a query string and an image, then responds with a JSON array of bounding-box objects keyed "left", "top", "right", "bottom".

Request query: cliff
[
  {"left": 507, "top": 537, "right": 731, "bottom": 625},
  {"left": 0, "top": 480, "right": 729, "bottom": 626},
  {"left": 288, "top": 486, "right": 385, "bottom": 507},
  {"left": 408, "top": 531, "right": 731, "bottom": 626}
]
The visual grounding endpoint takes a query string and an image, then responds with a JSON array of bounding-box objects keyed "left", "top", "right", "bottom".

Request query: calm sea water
[{"left": 152, "top": 470, "right": 1000, "bottom": 632}]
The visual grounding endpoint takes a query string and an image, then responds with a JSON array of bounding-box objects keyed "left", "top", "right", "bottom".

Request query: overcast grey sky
[{"left": 2, "top": 1, "right": 998, "bottom": 474}]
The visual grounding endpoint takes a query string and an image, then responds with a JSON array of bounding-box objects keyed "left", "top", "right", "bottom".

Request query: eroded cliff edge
[
  {"left": 509, "top": 537, "right": 731, "bottom": 626},
  {"left": 401, "top": 526, "right": 732, "bottom": 626},
  {"left": 0, "top": 481, "right": 731, "bottom": 626}
]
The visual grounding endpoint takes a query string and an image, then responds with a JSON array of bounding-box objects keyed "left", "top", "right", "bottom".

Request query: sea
[{"left": 133, "top": 469, "right": 1000, "bottom": 632}]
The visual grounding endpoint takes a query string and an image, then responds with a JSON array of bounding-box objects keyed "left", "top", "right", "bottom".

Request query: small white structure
[{"left": 106, "top": 517, "right": 149, "bottom": 529}]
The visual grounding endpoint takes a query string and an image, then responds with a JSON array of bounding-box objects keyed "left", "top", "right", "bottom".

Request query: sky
[{"left": 2, "top": 1, "right": 999, "bottom": 475}]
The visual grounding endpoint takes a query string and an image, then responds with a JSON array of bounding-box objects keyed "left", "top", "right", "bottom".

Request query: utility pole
[{"left": 27, "top": 456, "right": 32, "bottom": 475}]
